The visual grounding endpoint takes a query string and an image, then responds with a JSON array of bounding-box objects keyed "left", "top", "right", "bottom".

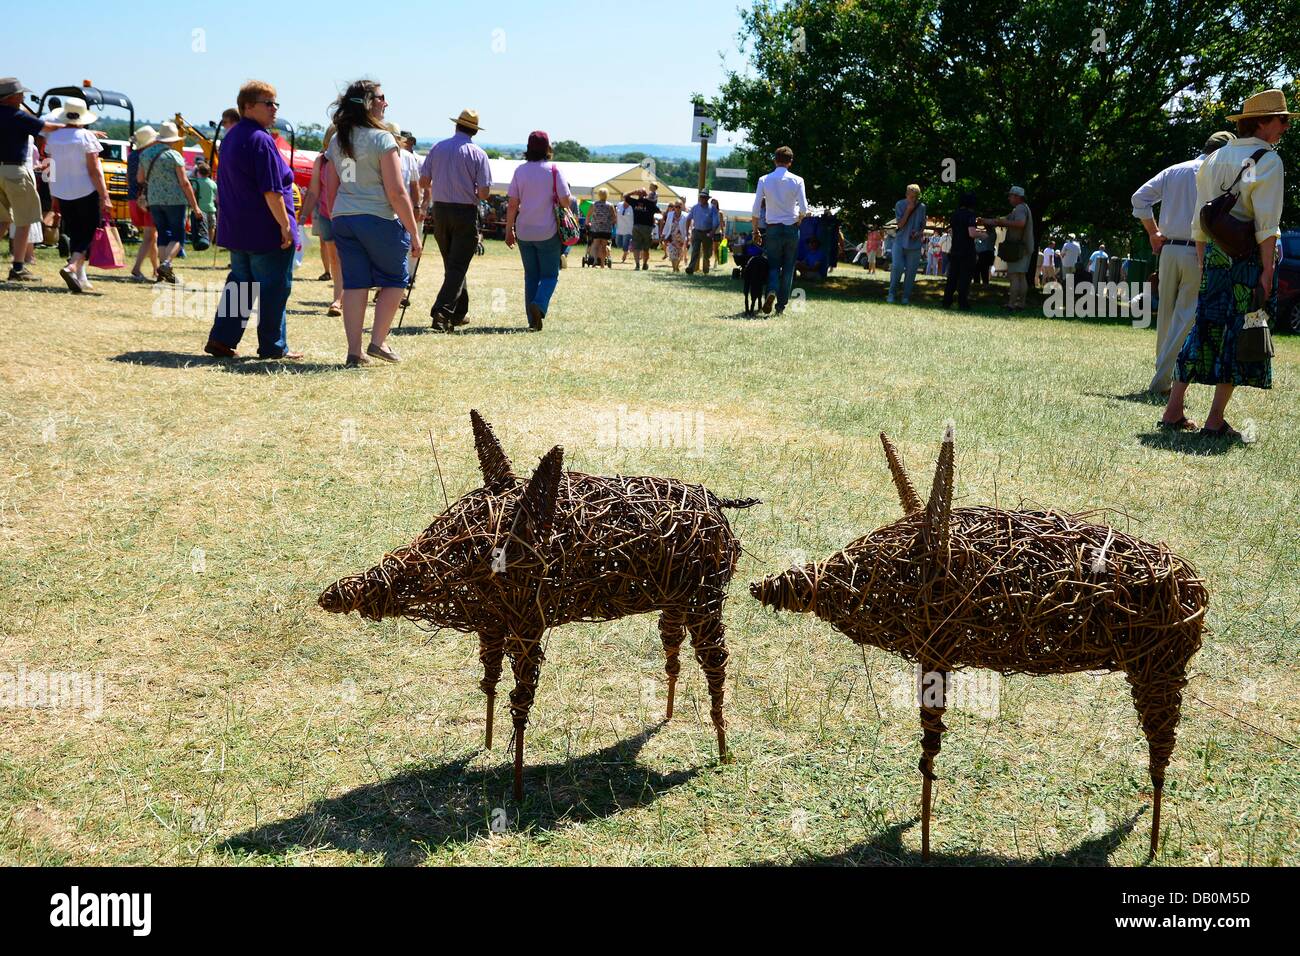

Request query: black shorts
[{"left": 590, "top": 230, "right": 611, "bottom": 240}]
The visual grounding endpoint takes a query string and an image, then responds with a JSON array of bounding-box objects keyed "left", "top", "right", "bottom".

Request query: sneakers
[
  {"left": 157, "top": 262, "right": 178, "bottom": 284},
  {"left": 130, "top": 270, "right": 151, "bottom": 282},
  {"left": 58, "top": 266, "right": 84, "bottom": 294},
  {"left": 7, "top": 265, "right": 38, "bottom": 282},
  {"left": 318, "top": 271, "right": 331, "bottom": 281},
  {"left": 365, "top": 341, "right": 401, "bottom": 363},
  {"left": 762, "top": 292, "right": 775, "bottom": 315},
  {"left": 527, "top": 303, "right": 545, "bottom": 331},
  {"left": 345, "top": 353, "right": 371, "bottom": 368}
]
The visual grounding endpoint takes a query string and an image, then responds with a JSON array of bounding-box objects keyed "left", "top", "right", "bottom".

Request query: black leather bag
[{"left": 1200, "top": 148, "right": 1267, "bottom": 260}]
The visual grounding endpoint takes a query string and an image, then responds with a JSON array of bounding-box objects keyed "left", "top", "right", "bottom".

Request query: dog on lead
[{"left": 741, "top": 251, "right": 770, "bottom": 316}]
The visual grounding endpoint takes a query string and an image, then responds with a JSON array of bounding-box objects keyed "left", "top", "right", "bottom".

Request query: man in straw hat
[
  {"left": 0, "top": 77, "right": 69, "bottom": 281},
  {"left": 419, "top": 108, "right": 491, "bottom": 330},
  {"left": 1131, "top": 129, "right": 1234, "bottom": 396}
]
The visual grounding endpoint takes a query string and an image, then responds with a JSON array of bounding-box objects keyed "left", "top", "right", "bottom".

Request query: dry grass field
[{"left": 0, "top": 239, "right": 1295, "bottom": 865}]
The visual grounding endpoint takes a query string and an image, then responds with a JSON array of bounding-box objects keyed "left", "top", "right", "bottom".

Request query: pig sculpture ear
[
  {"left": 921, "top": 421, "right": 955, "bottom": 554},
  {"left": 880, "top": 432, "right": 923, "bottom": 515},
  {"left": 517, "top": 445, "right": 564, "bottom": 545},
  {"left": 470, "top": 409, "right": 517, "bottom": 494}
]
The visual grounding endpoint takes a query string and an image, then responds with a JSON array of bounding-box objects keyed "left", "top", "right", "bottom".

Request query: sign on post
[{"left": 691, "top": 104, "right": 718, "bottom": 144}]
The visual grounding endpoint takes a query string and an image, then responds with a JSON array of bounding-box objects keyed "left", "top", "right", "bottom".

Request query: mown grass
[{"left": 0, "top": 240, "right": 1295, "bottom": 866}]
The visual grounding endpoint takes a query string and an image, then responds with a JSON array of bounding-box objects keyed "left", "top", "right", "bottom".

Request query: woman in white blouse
[{"left": 1159, "top": 89, "right": 1291, "bottom": 440}]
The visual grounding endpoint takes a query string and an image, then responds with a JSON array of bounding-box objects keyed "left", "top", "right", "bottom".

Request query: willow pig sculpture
[
  {"left": 751, "top": 426, "right": 1207, "bottom": 860},
  {"left": 320, "top": 410, "right": 759, "bottom": 798}
]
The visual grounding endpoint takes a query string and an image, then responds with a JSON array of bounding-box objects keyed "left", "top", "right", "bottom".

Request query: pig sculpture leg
[
  {"left": 1126, "top": 662, "right": 1190, "bottom": 860},
  {"left": 687, "top": 609, "right": 730, "bottom": 761},
  {"left": 506, "top": 629, "right": 546, "bottom": 800},
  {"left": 918, "top": 669, "right": 948, "bottom": 862},
  {"left": 478, "top": 630, "right": 506, "bottom": 749},
  {"left": 658, "top": 610, "right": 687, "bottom": 720}
]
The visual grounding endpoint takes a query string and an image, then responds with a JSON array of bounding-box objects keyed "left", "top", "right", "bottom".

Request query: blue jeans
[
  {"left": 207, "top": 246, "right": 295, "bottom": 357},
  {"left": 764, "top": 223, "right": 800, "bottom": 309},
  {"left": 889, "top": 246, "right": 922, "bottom": 302},
  {"left": 518, "top": 234, "right": 562, "bottom": 319}
]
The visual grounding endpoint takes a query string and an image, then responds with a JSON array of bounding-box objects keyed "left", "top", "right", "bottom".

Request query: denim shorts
[
  {"left": 331, "top": 213, "right": 409, "bottom": 289},
  {"left": 150, "top": 204, "right": 188, "bottom": 248},
  {"left": 311, "top": 212, "right": 334, "bottom": 241}
]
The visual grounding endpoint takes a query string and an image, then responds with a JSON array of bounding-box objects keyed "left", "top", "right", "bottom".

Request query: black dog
[{"left": 741, "top": 253, "right": 771, "bottom": 315}]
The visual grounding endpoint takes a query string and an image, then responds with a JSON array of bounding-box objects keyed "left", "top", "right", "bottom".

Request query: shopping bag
[{"left": 88, "top": 221, "right": 126, "bottom": 269}]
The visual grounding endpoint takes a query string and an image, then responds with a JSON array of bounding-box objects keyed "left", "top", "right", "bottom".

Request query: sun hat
[
  {"left": 43, "top": 96, "right": 98, "bottom": 126},
  {"left": 0, "top": 77, "right": 30, "bottom": 98},
  {"left": 154, "top": 121, "right": 183, "bottom": 144},
  {"left": 699, "top": 188, "right": 711, "bottom": 197},
  {"left": 1008, "top": 185, "right": 1026, "bottom": 197},
  {"left": 1226, "top": 89, "right": 1295, "bottom": 121},
  {"left": 450, "top": 108, "right": 483, "bottom": 132},
  {"left": 131, "top": 125, "right": 158, "bottom": 149}
]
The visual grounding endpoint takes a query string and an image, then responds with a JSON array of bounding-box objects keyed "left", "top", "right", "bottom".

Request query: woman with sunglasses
[
  {"left": 1160, "top": 89, "right": 1292, "bottom": 440},
  {"left": 325, "top": 79, "right": 423, "bottom": 366}
]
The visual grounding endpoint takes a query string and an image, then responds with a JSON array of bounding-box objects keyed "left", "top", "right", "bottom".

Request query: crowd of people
[{"left": 0, "top": 75, "right": 1288, "bottom": 438}]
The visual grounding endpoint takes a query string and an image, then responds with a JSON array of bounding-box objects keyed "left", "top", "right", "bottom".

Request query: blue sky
[{"left": 7, "top": 0, "right": 750, "bottom": 147}]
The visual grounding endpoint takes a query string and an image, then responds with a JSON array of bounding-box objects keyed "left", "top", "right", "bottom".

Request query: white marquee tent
[{"left": 486, "top": 160, "right": 686, "bottom": 202}]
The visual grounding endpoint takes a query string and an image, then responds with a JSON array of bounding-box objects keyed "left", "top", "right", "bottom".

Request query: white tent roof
[
  {"left": 673, "top": 186, "right": 756, "bottom": 221},
  {"left": 487, "top": 159, "right": 685, "bottom": 202}
]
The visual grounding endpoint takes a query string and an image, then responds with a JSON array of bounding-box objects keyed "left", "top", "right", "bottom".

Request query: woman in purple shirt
[{"left": 505, "top": 131, "right": 572, "bottom": 331}]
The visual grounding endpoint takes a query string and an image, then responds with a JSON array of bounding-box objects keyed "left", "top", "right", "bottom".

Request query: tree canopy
[{"left": 705, "top": 0, "right": 1300, "bottom": 244}]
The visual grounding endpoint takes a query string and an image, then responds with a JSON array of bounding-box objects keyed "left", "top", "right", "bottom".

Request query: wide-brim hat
[
  {"left": 155, "top": 121, "right": 183, "bottom": 144},
  {"left": 1227, "top": 89, "right": 1295, "bottom": 121},
  {"left": 44, "top": 96, "right": 98, "bottom": 126},
  {"left": 450, "top": 108, "right": 483, "bottom": 132},
  {"left": 132, "top": 125, "right": 159, "bottom": 149},
  {"left": 0, "top": 77, "right": 30, "bottom": 98}
]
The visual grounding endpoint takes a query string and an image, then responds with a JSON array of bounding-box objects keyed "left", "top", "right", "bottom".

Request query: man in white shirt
[
  {"left": 1060, "top": 235, "right": 1081, "bottom": 277},
  {"left": 1132, "top": 131, "right": 1233, "bottom": 395},
  {"left": 750, "top": 145, "right": 808, "bottom": 315}
]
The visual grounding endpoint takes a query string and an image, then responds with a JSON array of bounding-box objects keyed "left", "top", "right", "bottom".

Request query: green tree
[
  {"left": 296, "top": 122, "right": 325, "bottom": 152},
  {"left": 706, "top": 0, "right": 1300, "bottom": 244},
  {"left": 552, "top": 140, "right": 591, "bottom": 162}
]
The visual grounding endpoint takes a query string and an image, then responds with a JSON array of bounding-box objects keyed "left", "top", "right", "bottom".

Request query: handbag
[
  {"left": 552, "top": 165, "right": 580, "bottom": 246},
  {"left": 190, "top": 210, "right": 211, "bottom": 251},
  {"left": 88, "top": 217, "right": 126, "bottom": 269},
  {"left": 136, "top": 149, "right": 165, "bottom": 210},
  {"left": 1237, "top": 284, "right": 1275, "bottom": 363},
  {"left": 1200, "top": 148, "right": 1267, "bottom": 260}
]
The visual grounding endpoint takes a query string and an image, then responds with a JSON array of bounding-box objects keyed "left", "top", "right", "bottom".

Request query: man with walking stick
[{"left": 419, "top": 108, "right": 491, "bottom": 331}]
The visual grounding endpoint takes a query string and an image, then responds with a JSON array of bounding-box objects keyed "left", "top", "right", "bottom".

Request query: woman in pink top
[
  {"left": 299, "top": 126, "right": 343, "bottom": 316},
  {"left": 505, "top": 130, "right": 571, "bottom": 331}
]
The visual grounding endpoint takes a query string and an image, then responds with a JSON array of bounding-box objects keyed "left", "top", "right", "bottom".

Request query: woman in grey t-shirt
[{"left": 325, "top": 79, "right": 423, "bottom": 367}]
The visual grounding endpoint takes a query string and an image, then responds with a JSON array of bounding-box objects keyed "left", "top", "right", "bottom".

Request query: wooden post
[{"left": 698, "top": 140, "right": 708, "bottom": 192}]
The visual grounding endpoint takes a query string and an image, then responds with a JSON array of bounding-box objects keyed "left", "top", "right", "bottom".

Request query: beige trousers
[
  {"left": 1149, "top": 245, "right": 1201, "bottom": 393},
  {"left": 1008, "top": 270, "right": 1028, "bottom": 307}
]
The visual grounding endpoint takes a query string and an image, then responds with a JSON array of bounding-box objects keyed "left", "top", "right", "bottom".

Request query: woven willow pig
[
  {"left": 751, "top": 426, "right": 1207, "bottom": 860},
  {"left": 320, "top": 410, "right": 759, "bottom": 798}
]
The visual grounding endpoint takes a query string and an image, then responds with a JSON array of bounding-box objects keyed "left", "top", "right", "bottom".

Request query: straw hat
[
  {"left": 154, "top": 121, "right": 184, "bottom": 144},
  {"left": 450, "top": 108, "right": 483, "bottom": 132},
  {"left": 1227, "top": 89, "right": 1295, "bottom": 121},
  {"left": 132, "top": 125, "right": 158, "bottom": 149},
  {"left": 43, "top": 96, "right": 98, "bottom": 126}
]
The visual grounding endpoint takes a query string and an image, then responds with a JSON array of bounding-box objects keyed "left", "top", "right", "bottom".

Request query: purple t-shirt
[
  {"left": 508, "top": 162, "right": 570, "bottom": 242},
  {"left": 215, "top": 118, "right": 299, "bottom": 253}
]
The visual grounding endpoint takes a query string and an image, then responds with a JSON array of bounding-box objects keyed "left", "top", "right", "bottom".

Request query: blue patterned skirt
[{"left": 1175, "top": 241, "right": 1274, "bottom": 389}]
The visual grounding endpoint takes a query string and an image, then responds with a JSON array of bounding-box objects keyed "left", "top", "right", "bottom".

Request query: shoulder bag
[
  {"left": 552, "top": 165, "right": 580, "bottom": 246},
  {"left": 1200, "top": 148, "right": 1268, "bottom": 260}
]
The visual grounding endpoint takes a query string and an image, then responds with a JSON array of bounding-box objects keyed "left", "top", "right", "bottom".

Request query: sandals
[
  {"left": 1156, "top": 415, "right": 1198, "bottom": 432},
  {"left": 1199, "top": 421, "right": 1242, "bottom": 441}
]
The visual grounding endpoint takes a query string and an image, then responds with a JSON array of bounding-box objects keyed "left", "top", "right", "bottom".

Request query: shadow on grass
[
  {"left": 110, "top": 350, "right": 339, "bottom": 374},
  {"left": 772, "top": 811, "right": 1141, "bottom": 866},
  {"left": 1136, "top": 430, "right": 1237, "bottom": 456},
  {"left": 1085, "top": 390, "right": 1169, "bottom": 406},
  {"left": 220, "top": 722, "right": 698, "bottom": 865},
  {"left": 389, "top": 324, "right": 532, "bottom": 336}
]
